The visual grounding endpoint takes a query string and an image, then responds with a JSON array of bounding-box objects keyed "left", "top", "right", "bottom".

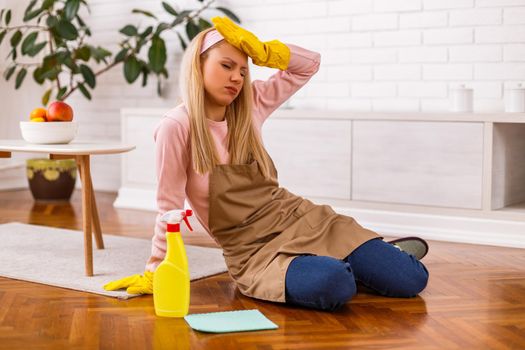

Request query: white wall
[{"left": 1, "top": 0, "right": 525, "bottom": 191}]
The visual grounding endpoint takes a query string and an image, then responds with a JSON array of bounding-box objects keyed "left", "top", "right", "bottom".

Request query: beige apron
[{"left": 208, "top": 154, "right": 380, "bottom": 303}]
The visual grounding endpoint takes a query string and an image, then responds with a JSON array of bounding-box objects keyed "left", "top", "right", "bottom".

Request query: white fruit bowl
[{"left": 20, "top": 121, "right": 78, "bottom": 144}]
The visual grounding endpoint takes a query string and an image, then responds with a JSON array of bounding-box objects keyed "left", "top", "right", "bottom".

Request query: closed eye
[{"left": 222, "top": 63, "right": 246, "bottom": 77}]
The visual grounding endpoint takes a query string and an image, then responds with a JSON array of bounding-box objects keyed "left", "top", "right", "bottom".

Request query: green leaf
[
  {"left": 75, "top": 45, "right": 90, "bottom": 61},
  {"left": 154, "top": 22, "right": 170, "bottom": 36},
  {"left": 64, "top": 0, "right": 80, "bottom": 21},
  {"left": 75, "top": 14, "right": 85, "bottom": 27},
  {"left": 92, "top": 46, "right": 111, "bottom": 60},
  {"left": 10, "top": 30, "right": 22, "bottom": 47},
  {"left": 27, "top": 41, "right": 46, "bottom": 57},
  {"left": 157, "top": 79, "right": 161, "bottom": 96},
  {"left": 119, "top": 25, "right": 138, "bottom": 36},
  {"left": 140, "top": 26, "right": 153, "bottom": 39},
  {"left": 6, "top": 9, "right": 11, "bottom": 25},
  {"left": 0, "top": 31, "right": 6, "bottom": 46},
  {"left": 42, "top": 0, "right": 56, "bottom": 10},
  {"left": 123, "top": 56, "right": 141, "bottom": 83},
  {"left": 141, "top": 66, "right": 148, "bottom": 87},
  {"left": 185, "top": 20, "right": 199, "bottom": 41},
  {"left": 56, "top": 20, "right": 78, "bottom": 40},
  {"left": 162, "top": 2, "right": 178, "bottom": 16},
  {"left": 25, "top": 1, "right": 37, "bottom": 16},
  {"left": 23, "top": 8, "right": 43, "bottom": 22},
  {"left": 215, "top": 7, "right": 241, "bottom": 23},
  {"left": 176, "top": 32, "right": 186, "bottom": 51},
  {"left": 15, "top": 68, "right": 27, "bottom": 89},
  {"left": 33, "top": 67, "right": 45, "bottom": 84},
  {"left": 63, "top": 56, "right": 79, "bottom": 73},
  {"left": 9, "top": 47, "right": 17, "bottom": 60},
  {"left": 42, "top": 88, "right": 52, "bottom": 105},
  {"left": 148, "top": 36, "right": 166, "bottom": 74},
  {"left": 21, "top": 32, "right": 38, "bottom": 55},
  {"left": 46, "top": 15, "right": 58, "bottom": 28},
  {"left": 114, "top": 48, "right": 128, "bottom": 63},
  {"left": 77, "top": 83, "right": 91, "bottom": 100},
  {"left": 41, "top": 55, "right": 61, "bottom": 80},
  {"left": 171, "top": 10, "right": 190, "bottom": 27},
  {"left": 56, "top": 86, "right": 67, "bottom": 100},
  {"left": 198, "top": 18, "right": 212, "bottom": 30},
  {"left": 80, "top": 64, "right": 95, "bottom": 88},
  {"left": 41, "top": 66, "right": 61, "bottom": 81},
  {"left": 132, "top": 8, "right": 157, "bottom": 19},
  {"left": 3, "top": 65, "right": 16, "bottom": 81}
]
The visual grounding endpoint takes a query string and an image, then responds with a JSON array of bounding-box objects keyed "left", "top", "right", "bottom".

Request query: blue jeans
[{"left": 284, "top": 238, "right": 429, "bottom": 311}]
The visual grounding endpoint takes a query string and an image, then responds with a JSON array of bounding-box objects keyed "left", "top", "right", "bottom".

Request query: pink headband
[{"left": 200, "top": 29, "right": 224, "bottom": 54}]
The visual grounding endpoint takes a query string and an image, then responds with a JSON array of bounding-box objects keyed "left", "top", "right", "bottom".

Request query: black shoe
[{"left": 387, "top": 237, "right": 429, "bottom": 260}]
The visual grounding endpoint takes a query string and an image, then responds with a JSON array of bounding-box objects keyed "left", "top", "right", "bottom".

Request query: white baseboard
[
  {"left": 0, "top": 161, "right": 27, "bottom": 191},
  {"left": 337, "top": 207, "right": 525, "bottom": 249},
  {"left": 0, "top": 179, "right": 27, "bottom": 191},
  {"left": 113, "top": 187, "right": 157, "bottom": 211},
  {"left": 113, "top": 186, "right": 525, "bottom": 249}
]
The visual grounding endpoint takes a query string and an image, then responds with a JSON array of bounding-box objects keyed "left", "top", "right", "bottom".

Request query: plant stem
[
  {"left": 0, "top": 25, "right": 48, "bottom": 31},
  {"left": 47, "top": 28, "right": 62, "bottom": 92},
  {"left": 11, "top": 62, "right": 40, "bottom": 67}
]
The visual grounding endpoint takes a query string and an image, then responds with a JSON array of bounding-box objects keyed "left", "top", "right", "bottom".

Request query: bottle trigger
[{"left": 182, "top": 209, "right": 193, "bottom": 231}]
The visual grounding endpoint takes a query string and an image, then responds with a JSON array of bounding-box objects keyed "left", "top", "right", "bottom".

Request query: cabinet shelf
[{"left": 496, "top": 201, "right": 525, "bottom": 214}]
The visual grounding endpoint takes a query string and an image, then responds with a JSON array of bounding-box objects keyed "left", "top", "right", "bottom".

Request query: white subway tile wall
[{"left": 1, "top": 0, "right": 524, "bottom": 191}]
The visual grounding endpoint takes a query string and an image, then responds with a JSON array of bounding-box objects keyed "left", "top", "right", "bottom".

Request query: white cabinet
[
  {"left": 351, "top": 121, "right": 483, "bottom": 209},
  {"left": 263, "top": 119, "right": 352, "bottom": 200},
  {"left": 116, "top": 108, "right": 525, "bottom": 247}
]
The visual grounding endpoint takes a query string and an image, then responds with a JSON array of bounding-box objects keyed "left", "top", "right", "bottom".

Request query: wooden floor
[{"left": 0, "top": 189, "right": 524, "bottom": 350}]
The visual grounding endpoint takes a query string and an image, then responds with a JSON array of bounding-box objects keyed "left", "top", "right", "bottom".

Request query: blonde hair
[{"left": 178, "top": 28, "right": 273, "bottom": 179}]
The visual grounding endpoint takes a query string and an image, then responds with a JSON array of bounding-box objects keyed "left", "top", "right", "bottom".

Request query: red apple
[{"left": 47, "top": 101, "right": 74, "bottom": 122}]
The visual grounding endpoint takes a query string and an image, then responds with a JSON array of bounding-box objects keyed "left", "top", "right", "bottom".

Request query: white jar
[
  {"left": 504, "top": 83, "right": 525, "bottom": 113},
  {"left": 450, "top": 84, "right": 473, "bottom": 112}
]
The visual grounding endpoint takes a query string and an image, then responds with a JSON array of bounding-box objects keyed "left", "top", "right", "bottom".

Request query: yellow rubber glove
[
  {"left": 211, "top": 16, "right": 291, "bottom": 71},
  {"left": 103, "top": 271, "right": 154, "bottom": 294}
]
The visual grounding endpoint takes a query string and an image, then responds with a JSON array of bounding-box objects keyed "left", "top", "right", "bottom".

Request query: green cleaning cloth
[{"left": 184, "top": 309, "right": 278, "bottom": 333}]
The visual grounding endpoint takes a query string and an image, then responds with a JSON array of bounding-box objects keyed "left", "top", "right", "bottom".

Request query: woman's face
[{"left": 201, "top": 41, "right": 248, "bottom": 107}]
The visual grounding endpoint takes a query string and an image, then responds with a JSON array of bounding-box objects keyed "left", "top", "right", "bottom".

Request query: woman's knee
[
  {"left": 391, "top": 262, "right": 429, "bottom": 297},
  {"left": 285, "top": 256, "right": 357, "bottom": 311},
  {"left": 348, "top": 238, "right": 429, "bottom": 298}
]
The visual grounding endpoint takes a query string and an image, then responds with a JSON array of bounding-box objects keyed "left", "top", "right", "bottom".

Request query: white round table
[{"left": 0, "top": 140, "right": 136, "bottom": 276}]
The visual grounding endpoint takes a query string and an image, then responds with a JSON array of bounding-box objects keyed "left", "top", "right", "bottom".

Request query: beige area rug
[{"left": 0, "top": 222, "right": 228, "bottom": 299}]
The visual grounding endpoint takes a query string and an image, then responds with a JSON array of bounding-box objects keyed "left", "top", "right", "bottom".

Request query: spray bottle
[{"left": 153, "top": 208, "right": 193, "bottom": 317}]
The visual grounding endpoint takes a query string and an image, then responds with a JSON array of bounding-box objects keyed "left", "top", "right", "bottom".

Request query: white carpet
[{"left": 0, "top": 222, "right": 228, "bottom": 299}]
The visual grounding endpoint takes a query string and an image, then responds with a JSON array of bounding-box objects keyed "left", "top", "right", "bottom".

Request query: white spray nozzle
[
  {"left": 160, "top": 209, "right": 194, "bottom": 231},
  {"left": 161, "top": 209, "right": 184, "bottom": 224}
]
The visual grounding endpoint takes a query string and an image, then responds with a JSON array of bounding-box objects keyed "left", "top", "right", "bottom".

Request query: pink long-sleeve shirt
[{"left": 146, "top": 44, "right": 321, "bottom": 271}]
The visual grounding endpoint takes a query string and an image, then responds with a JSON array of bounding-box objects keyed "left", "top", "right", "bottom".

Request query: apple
[{"left": 47, "top": 101, "right": 74, "bottom": 122}]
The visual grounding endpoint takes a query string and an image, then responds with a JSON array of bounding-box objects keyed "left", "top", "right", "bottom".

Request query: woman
[{"left": 105, "top": 17, "right": 429, "bottom": 311}]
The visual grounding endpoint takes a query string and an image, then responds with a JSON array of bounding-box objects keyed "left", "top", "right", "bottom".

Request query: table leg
[
  {"left": 76, "top": 159, "right": 104, "bottom": 250},
  {"left": 89, "top": 180, "right": 104, "bottom": 249},
  {"left": 76, "top": 155, "right": 93, "bottom": 276}
]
